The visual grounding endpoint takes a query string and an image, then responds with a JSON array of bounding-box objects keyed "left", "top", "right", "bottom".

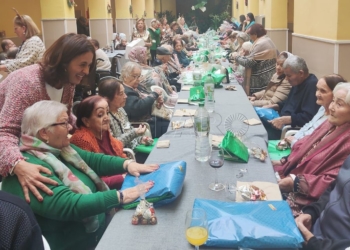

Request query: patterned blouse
[
  {"left": 109, "top": 108, "right": 140, "bottom": 149},
  {"left": 5, "top": 36, "right": 45, "bottom": 73}
]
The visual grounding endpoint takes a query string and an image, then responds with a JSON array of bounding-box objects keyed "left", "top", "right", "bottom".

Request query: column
[
  {"left": 248, "top": 0, "right": 259, "bottom": 17},
  {"left": 115, "top": 0, "right": 133, "bottom": 41},
  {"left": 293, "top": 0, "right": 350, "bottom": 80},
  {"left": 144, "top": 0, "right": 155, "bottom": 27},
  {"left": 263, "top": 0, "right": 288, "bottom": 52},
  {"left": 40, "top": 0, "right": 76, "bottom": 48},
  {"left": 88, "top": 0, "right": 113, "bottom": 48}
]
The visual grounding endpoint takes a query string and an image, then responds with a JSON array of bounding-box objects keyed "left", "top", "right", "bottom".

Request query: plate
[{"left": 224, "top": 113, "right": 249, "bottom": 137}]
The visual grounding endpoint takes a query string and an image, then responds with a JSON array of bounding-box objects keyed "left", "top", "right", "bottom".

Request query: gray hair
[
  {"left": 242, "top": 41, "right": 252, "bottom": 51},
  {"left": 120, "top": 61, "right": 141, "bottom": 81},
  {"left": 283, "top": 55, "right": 309, "bottom": 74},
  {"left": 21, "top": 100, "right": 68, "bottom": 137},
  {"left": 161, "top": 44, "right": 173, "bottom": 53},
  {"left": 333, "top": 82, "right": 350, "bottom": 105}
]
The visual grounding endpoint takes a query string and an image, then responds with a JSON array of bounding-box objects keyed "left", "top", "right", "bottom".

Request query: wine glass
[
  {"left": 185, "top": 208, "right": 208, "bottom": 250},
  {"left": 208, "top": 146, "right": 225, "bottom": 191}
]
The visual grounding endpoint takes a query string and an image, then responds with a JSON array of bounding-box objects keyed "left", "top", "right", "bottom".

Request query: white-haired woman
[
  {"left": 0, "top": 10, "right": 45, "bottom": 72},
  {"left": 1, "top": 100, "right": 156, "bottom": 250},
  {"left": 275, "top": 82, "right": 350, "bottom": 215},
  {"left": 122, "top": 62, "right": 170, "bottom": 138}
]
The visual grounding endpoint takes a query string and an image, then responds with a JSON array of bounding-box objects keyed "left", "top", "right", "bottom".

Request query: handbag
[
  {"left": 151, "top": 103, "right": 173, "bottom": 121},
  {"left": 189, "top": 86, "right": 205, "bottom": 102},
  {"left": 120, "top": 161, "right": 187, "bottom": 209},
  {"left": 219, "top": 131, "right": 249, "bottom": 162},
  {"left": 193, "top": 198, "right": 304, "bottom": 249}
]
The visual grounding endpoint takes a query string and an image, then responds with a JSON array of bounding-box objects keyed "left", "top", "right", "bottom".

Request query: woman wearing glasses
[
  {"left": 0, "top": 33, "right": 95, "bottom": 204},
  {"left": 121, "top": 61, "right": 170, "bottom": 138},
  {"left": 2, "top": 100, "right": 156, "bottom": 250},
  {"left": 0, "top": 10, "right": 45, "bottom": 72}
]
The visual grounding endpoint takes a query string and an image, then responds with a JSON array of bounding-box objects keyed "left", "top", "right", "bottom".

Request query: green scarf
[{"left": 20, "top": 134, "right": 109, "bottom": 233}]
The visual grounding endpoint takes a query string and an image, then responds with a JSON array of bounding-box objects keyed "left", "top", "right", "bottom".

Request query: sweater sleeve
[
  {"left": 290, "top": 83, "right": 319, "bottom": 127},
  {"left": 304, "top": 237, "right": 350, "bottom": 250},
  {"left": 0, "top": 70, "right": 43, "bottom": 176},
  {"left": 5, "top": 36, "right": 45, "bottom": 72},
  {"left": 235, "top": 55, "right": 258, "bottom": 68},
  {"left": 124, "top": 91, "right": 158, "bottom": 119},
  {"left": 71, "top": 144, "right": 126, "bottom": 176},
  {"left": 269, "top": 80, "right": 291, "bottom": 105}
]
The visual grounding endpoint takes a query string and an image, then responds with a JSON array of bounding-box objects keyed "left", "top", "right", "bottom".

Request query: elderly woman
[
  {"left": 282, "top": 74, "right": 346, "bottom": 147},
  {"left": 1, "top": 100, "right": 156, "bottom": 250},
  {"left": 274, "top": 82, "right": 350, "bottom": 215},
  {"left": 176, "top": 16, "right": 188, "bottom": 35},
  {"left": 131, "top": 18, "right": 151, "bottom": 48},
  {"left": 0, "top": 33, "right": 95, "bottom": 203},
  {"left": 70, "top": 95, "right": 128, "bottom": 189},
  {"left": 122, "top": 61, "right": 170, "bottom": 138},
  {"left": 98, "top": 77, "right": 152, "bottom": 163},
  {"left": 0, "top": 10, "right": 45, "bottom": 72},
  {"left": 248, "top": 52, "right": 292, "bottom": 107},
  {"left": 128, "top": 46, "right": 178, "bottom": 107},
  {"left": 233, "top": 24, "right": 278, "bottom": 94},
  {"left": 243, "top": 12, "right": 256, "bottom": 32},
  {"left": 173, "top": 38, "right": 190, "bottom": 68},
  {"left": 161, "top": 21, "right": 178, "bottom": 46}
]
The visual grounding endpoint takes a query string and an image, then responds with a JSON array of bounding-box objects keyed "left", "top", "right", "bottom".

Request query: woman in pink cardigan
[{"left": 0, "top": 33, "right": 96, "bottom": 203}]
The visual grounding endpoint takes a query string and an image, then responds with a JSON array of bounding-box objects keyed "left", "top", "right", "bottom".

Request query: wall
[
  {"left": 337, "top": 0, "right": 350, "bottom": 40},
  {"left": 0, "top": 0, "right": 42, "bottom": 41},
  {"left": 160, "top": 0, "right": 176, "bottom": 14}
]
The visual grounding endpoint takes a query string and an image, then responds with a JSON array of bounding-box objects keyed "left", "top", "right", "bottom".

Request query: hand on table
[
  {"left": 269, "top": 116, "right": 288, "bottom": 130},
  {"left": 120, "top": 180, "right": 154, "bottom": 204},
  {"left": 248, "top": 96, "right": 256, "bottom": 101},
  {"left": 126, "top": 161, "right": 159, "bottom": 177},
  {"left": 14, "top": 161, "right": 58, "bottom": 203},
  {"left": 278, "top": 176, "right": 294, "bottom": 192}
]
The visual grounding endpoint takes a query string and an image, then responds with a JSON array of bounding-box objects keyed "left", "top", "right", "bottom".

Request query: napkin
[
  {"left": 211, "top": 135, "right": 224, "bottom": 147},
  {"left": 236, "top": 181, "right": 282, "bottom": 201},
  {"left": 244, "top": 118, "right": 262, "bottom": 125},
  {"left": 177, "top": 99, "right": 189, "bottom": 104},
  {"left": 173, "top": 109, "right": 196, "bottom": 117},
  {"left": 157, "top": 140, "right": 170, "bottom": 148},
  {"left": 172, "top": 119, "right": 194, "bottom": 129}
]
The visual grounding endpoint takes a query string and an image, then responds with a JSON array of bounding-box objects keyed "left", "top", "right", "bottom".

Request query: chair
[
  {"left": 242, "top": 67, "right": 251, "bottom": 95},
  {"left": 280, "top": 125, "right": 300, "bottom": 139},
  {"left": 111, "top": 54, "right": 124, "bottom": 78}
]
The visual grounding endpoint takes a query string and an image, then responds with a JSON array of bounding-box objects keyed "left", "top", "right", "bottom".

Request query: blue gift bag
[
  {"left": 194, "top": 199, "right": 303, "bottom": 249},
  {"left": 254, "top": 107, "right": 280, "bottom": 122},
  {"left": 121, "top": 161, "right": 186, "bottom": 209}
]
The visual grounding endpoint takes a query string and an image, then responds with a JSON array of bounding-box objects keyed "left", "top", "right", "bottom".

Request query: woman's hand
[
  {"left": 140, "top": 136, "right": 152, "bottom": 145},
  {"left": 126, "top": 161, "right": 159, "bottom": 177},
  {"left": 271, "top": 160, "right": 282, "bottom": 166},
  {"left": 295, "top": 214, "right": 314, "bottom": 243},
  {"left": 156, "top": 95, "right": 164, "bottom": 106},
  {"left": 285, "top": 136, "right": 295, "bottom": 144},
  {"left": 119, "top": 180, "right": 155, "bottom": 204},
  {"left": 278, "top": 176, "right": 294, "bottom": 192},
  {"left": 13, "top": 161, "right": 58, "bottom": 203},
  {"left": 135, "top": 124, "right": 147, "bottom": 136},
  {"left": 248, "top": 96, "right": 256, "bottom": 101}
]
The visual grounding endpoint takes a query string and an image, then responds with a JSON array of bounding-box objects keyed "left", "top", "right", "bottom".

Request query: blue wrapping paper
[
  {"left": 121, "top": 161, "right": 186, "bottom": 209},
  {"left": 193, "top": 199, "right": 303, "bottom": 249}
]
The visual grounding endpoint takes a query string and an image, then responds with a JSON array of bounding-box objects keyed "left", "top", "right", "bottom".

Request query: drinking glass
[
  {"left": 185, "top": 208, "right": 208, "bottom": 250},
  {"left": 208, "top": 147, "right": 225, "bottom": 191}
]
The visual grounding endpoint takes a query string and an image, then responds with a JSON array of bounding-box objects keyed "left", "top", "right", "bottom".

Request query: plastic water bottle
[
  {"left": 194, "top": 103, "right": 210, "bottom": 162},
  {"left": 204, "top": 74, "right": 215, "bottom": 113},
  {"left": 110, "top": 40, "right": 114, "bottom": 53},
  {"left": 193, "top": 64, "right": 202, "bottom": 86}
]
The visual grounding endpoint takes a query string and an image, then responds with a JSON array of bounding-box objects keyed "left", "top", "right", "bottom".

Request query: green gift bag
[
  {"left": 189, "top": 86, "right": 205, "bottom": 102},
  {"left": 134, "top": 138, "right": 159, "bottom": 154},
  {"left": 267, "top": 140, "right": 291, "bottom": 161},
  {"left": 219, "top": 131, "right": 249, "bottom": 163}
]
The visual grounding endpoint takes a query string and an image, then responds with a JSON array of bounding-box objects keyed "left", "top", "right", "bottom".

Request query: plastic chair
[{"left": 280, "top": 125, "right": 300, "bottom": 139}]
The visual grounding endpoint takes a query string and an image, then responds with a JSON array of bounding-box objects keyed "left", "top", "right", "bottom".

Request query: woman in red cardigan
[{"left": 70, "top": 95, "right": 128, "bottom": 189}]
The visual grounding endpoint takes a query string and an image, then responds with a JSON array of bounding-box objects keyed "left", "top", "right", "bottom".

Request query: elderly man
[
  {"left": 264, "top": 55, "right": 319, "bottom": 140},
  {"left": 0, "top": 39, "right": 16, "bottom": 60}
]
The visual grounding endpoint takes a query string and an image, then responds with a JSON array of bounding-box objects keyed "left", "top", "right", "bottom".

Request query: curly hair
[{"left": 247, "top": 23, "right": 266, "bottom": 38}]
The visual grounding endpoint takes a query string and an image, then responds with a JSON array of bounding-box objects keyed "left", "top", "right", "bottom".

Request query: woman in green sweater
[
  {"left": 148, "top": 18, "right": 161, "bottom": 65},
  {"left": 2, "top": 100, "right": 157, "bottom": 250}
]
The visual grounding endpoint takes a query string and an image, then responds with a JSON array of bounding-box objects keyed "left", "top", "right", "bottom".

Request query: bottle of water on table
[
  {"left": 194, "top": 103, "right": 210, "bottom": 162},
  {"left": 193, "top": 64, "right": 202, "bottom": 86},
  {"left": 204, "top": 74, "right": 215, "bottom": 113}
]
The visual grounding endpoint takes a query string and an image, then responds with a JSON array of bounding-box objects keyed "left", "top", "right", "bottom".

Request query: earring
[{"left": 46, "top": 140, "right": 49, "bottom": 143}]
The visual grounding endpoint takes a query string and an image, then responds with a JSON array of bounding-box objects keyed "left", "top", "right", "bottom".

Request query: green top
[
  {"left": 2, "top": 144, "right": 126, "bottom": 250},
  {"left": 148, "top": 27, "right": 161, "bottom": 50}
]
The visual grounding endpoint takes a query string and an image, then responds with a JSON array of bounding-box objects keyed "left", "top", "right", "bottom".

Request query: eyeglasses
[{"left": 50, "top": 121, "right": 70, "bottom": 129}]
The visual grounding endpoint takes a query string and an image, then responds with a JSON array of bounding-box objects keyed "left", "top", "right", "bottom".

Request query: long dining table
[{"left": 96, "top": 80, "right": 281, "bottom": 250}]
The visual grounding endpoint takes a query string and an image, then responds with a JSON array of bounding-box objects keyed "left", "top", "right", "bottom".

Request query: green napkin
[
  {"left": 267, "top": 140, "right": 291, "bottom": 161},
  {"left": 134, "top": 138, "right": 159, "bottom": 154}
]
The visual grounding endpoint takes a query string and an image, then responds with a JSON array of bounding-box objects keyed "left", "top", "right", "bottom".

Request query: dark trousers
[{"left": 150, "top": 49, "right": 157, "bottom": 65}]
